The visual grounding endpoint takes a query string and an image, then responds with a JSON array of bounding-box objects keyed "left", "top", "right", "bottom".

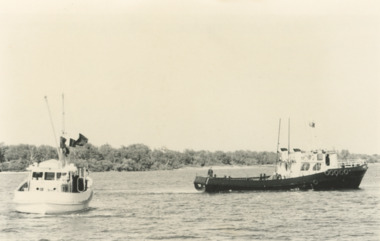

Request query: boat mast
[
  {"left": 275, "top": 118, "right": 281, "bottom": 173},
  {"left": 276, "top": 118, "right": 281, "bottom": 163},
  {"left": 44, "top": 96, "right": 61, "bottom": 160},
  {"left": 61, "top": 93, "right": 67, "bottom": 166},
  {"left": 62, "top": 93, "right": 66, "bottom": 136},
  {"left": 288, "top": 118, "right": 290, "bottom": 157}
]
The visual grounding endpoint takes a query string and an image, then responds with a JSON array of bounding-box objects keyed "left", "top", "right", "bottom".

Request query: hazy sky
[{"left": 0, "top": 0, "right": 379, "bottom": 154}]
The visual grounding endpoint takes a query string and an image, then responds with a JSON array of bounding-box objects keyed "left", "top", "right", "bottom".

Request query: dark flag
[
  {"left": 69, "top": 138, "right": 76, "bottom": 147},
  {"left": 75, "top": 133, "right": 88, "bottom": 146},
  {"left": 309, "top": 122, "right": 315, "bottom": 128},
  {"left": 60, "top": 136, "right": 70, "bottom": 156},
  {"left": 60, "top": 136, "right": 67, "bottom": 148},
  {"left": 62, "top": 146, "right": 70, "bottom": 156}
]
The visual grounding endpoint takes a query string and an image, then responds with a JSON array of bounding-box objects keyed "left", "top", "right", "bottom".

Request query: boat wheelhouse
[{"left": 275, "top": 148, "right": 365, "bottom": 179}]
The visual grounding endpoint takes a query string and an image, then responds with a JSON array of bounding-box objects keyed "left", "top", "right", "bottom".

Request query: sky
[{"left": 0, "top": 0, "right": 379, "bottom": 154}]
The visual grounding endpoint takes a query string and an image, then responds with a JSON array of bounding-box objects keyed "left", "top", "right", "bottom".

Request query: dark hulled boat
[
  {"left": 194, "top": 154, "right": 368, "bottom": 192},
  {"left": 194, "top": 119, "right": 368, "bottom": 192}
]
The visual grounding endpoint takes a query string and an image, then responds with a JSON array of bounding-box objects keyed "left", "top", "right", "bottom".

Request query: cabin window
[
  {"left": 313, "top": 163, "right": 321, "bottom": 171},
  {"left": 57, "top": 173, "right": 67, "bottom": 180},
  {"left": 300, "top": 163, "right": 310, "bottom": 171},
  {"left": 44, "top": 172, "right": 55, "bottom": 180},
  {"left": 32, "top": 172, "right": 43, "bottom": 180},
  {"left": 317, "top": 154, "right": 323, "bottom": 161}
]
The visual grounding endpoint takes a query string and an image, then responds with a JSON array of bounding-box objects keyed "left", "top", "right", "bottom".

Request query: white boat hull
[{"left": 13, "top": 189, "right": 93, "bottom": 214}]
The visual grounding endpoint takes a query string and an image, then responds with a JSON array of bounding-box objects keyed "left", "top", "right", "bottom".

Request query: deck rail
[{"left": 338, "top": 159, "right": 367, "bottom": 168}]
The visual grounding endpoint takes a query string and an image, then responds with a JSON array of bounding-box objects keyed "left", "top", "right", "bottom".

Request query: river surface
[{"left": 1, "top": 164, "right": 379, "bottom": 241}]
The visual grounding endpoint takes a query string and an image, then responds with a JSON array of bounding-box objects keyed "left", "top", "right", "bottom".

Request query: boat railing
[{"left": 338, "top": 159, "right": 367, "bottom": 168}]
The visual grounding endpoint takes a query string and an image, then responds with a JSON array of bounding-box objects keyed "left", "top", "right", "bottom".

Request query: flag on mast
[
  {"left": 69, "top": 138, "right": 76, "bottom": 147},
  {"left": 60, "top": 136, "right": 70, "bottom": 156},
  {"left": 69, "top": 133, "right": 88, "bottom": 147},
  {"left": 75, "top": 133, "right": 88, "bottom": 146},
  {"left": 309, "top": 122, "right": 315, "bottom": 128}
]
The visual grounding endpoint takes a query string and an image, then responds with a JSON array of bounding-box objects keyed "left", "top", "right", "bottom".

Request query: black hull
[{"left": 194, "top": 165, "right": 368, "bottom": 193}]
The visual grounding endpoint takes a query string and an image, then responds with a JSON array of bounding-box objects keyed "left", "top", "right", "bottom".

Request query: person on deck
[{"left": 208, "top": 167, "right": 213, "bottom": 177}]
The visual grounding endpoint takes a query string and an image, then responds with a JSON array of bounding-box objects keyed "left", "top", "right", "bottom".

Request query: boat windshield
[
  {"left": 32, "top": 172, "right": 43, "bottom": 180},
  {"left": 44, "top": 172, "right": 55, "bottom": 180}
]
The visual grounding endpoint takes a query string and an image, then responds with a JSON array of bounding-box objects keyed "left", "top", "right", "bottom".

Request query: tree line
[
  {"left": 0, "top": 143, "right": 277, "bottom": 172},
  {"left": 0, "top": 143, "right": 378, "bottom": 172}
]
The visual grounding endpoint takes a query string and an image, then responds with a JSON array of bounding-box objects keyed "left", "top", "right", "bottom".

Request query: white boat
[
  {"left": 14, "top": 159, "right": 93, "bottom": 214},
  {"left": 13, "top": 95, "right": 94, "bottom": 214}
]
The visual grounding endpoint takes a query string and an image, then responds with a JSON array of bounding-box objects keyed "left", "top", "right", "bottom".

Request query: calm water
[{"left": 1, "top": 165, "right": 379, "bottom": 241}]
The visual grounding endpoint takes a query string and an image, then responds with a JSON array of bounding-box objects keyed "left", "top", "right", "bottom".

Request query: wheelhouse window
[
  {"left": 313, "top": 163, "right": 321, "bottom": 171},
  {"left": 57, "top": 172, "right": 67, "bottom": 180},
  {"left": 44, "top": 172, "right": 55, "bottom": 180},
  {"left": 32, "top": 172, "right": 43, "bottom": 180},
  {"left": 300, "top": 163, "right": 310, "bottom": 171}
]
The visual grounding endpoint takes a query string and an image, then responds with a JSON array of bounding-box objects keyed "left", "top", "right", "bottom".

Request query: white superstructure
[
  {"left": 14, "top": 159, "right": 93, "bottom": 214},
  {"left": 275, "top": 148, "right": 364, "bottom": 179}
]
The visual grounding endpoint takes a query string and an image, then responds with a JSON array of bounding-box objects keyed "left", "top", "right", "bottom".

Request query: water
[{"left": 1, "top": 165, "right": 379, "bottom": 241}]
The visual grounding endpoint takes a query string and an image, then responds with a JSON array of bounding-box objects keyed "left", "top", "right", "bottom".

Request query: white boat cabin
[
  {"left": 18, "top": 159, "right": 90, "bottom": 193},
  {"left": 275, "top": 148, "right": 357, "bottom": 179}
]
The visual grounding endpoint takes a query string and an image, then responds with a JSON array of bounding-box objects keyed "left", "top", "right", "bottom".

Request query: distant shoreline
[
  {"left": 2, "top": 143, "right": 378, "bottom": 172},
  {"left": 2, "top": 162, "right": 379, "bottom": 174}
]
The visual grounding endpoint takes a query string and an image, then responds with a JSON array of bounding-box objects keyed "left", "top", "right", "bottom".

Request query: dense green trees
[
  {"left": 0, "top": 143, "right": 7, "bottom": 163},
  {"left": 0, "top": 143, "right": 58, "bottom": 171},
  {"left": 0, "top": 142, "right": 378, "bottom": 172}
]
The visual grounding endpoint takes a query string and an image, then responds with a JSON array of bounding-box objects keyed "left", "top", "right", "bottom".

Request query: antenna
[
  {"left": 276, "top": 118, "right": 281, "bottom": 163},
  {"left": 275, "top": 118, "right": 281, "bottom": 173},
  {"left": 288, "top": 118, "right": 290, "bottom": 155},
  {"left": 44, "top": 96, "right": 61, "bottom": 160},
  {"left": 62, "top": 93, "right": 65, "bottom": 136}
]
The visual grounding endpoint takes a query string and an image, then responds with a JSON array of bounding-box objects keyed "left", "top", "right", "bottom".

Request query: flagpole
[
  {"left": 311, "top": 120, "right": 314, "bottom": 151},
  {"left": 61, "top": 93, "right": 68, "bottom": 166},
  {"left": 309, "top": 120, "right": 316, "bottom": 151},
  {"left": 44, "top": 96, "right": 61, "bottom": 160}
]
